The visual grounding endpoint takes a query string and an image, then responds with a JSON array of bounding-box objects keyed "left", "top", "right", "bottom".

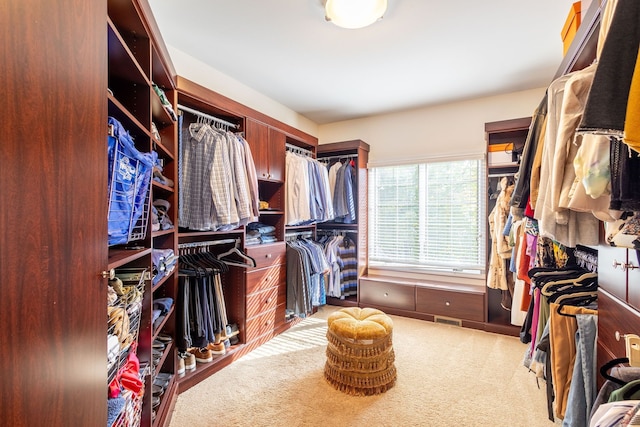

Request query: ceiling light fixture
[{"left": 325, "top": 0, "right": 388, "bottom": 29}]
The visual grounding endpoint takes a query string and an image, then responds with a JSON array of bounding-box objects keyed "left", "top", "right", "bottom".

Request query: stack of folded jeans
[{"left": 246, "top": 222, "right": 277, "bottom": 245}]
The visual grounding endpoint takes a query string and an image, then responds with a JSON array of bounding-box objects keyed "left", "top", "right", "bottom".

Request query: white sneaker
[
  {"left": 184, "top": 352, "right": 196, "bottom": 371},
  {"left": 176, "top": 354, "right": 185, "bottom": 375}
]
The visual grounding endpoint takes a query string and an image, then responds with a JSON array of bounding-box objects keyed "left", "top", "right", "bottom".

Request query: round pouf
[{"left": 324, "top": 307, "right": 396, "bottom": 396}]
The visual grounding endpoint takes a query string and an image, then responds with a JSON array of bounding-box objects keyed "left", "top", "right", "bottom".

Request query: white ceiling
[{"left": 148, "top": 0, "right": 576, "bottom": 124}]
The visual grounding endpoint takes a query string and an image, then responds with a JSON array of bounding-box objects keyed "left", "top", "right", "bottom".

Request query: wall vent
[{"left": 434, "top": 316, "right": 462, "bottom": 327}]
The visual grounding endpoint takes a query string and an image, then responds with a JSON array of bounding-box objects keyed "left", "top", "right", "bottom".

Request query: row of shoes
[
  {"left": 151, "top": 372, "right": 173, "bottom": 421},
  {"left": 176, "top": 324, "right": 240, "bottom": 373}
]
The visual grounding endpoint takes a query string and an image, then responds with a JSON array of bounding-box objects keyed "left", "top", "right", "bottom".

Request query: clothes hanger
[
  {"left": 216, "top": 240, "right": 256, "bottom": 268},
  {"left": 198, "top": 250, "right": 228, "bottom": 273},
  {"left": 541, "top": 271, "right": 597, "bottom": 296},
  {"left": 553, "top": 291, "right": 598, "bottom": 311},
  {"left": 600, "top": 357, "right": 631, "bottom": 386}
]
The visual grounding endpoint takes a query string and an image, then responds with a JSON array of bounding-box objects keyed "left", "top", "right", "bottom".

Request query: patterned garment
[
  {"left": 337, "top": 236, "right": 358, "bottom": 297},
  {"left": 179, "top": 123, "right": 217, "bottom": 230},
  {"left": 606, "top": 211, "right": 640, "bottom": 249}
]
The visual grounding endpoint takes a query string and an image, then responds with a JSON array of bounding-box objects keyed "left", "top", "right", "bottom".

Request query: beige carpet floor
[{"left": 169, "top": 305, "right": 557, "bottom": 427}]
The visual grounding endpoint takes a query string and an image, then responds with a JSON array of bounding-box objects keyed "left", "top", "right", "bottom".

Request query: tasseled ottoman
[{"left": 324, "top": 307, "right": 397, "bottom": 396}]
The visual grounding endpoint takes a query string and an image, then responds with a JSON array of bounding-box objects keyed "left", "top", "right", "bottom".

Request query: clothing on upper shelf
[
  {"left": 285, "top": 151, "right": 334, "bottom": 226},
  {"left": 152, "top": 84, "right": 177, "bottom": 122},
  {"left": 577, "top": 0, "right": 637, "bottom": 138},
  {"left": 178, "top": 116, "right": 259, "bottom": 231},
  {"left": 532, "top": 65, "right": 600, "bottom": 248},
  {"left": 329, "top": 159, "right": 357, "bottom": 224}
]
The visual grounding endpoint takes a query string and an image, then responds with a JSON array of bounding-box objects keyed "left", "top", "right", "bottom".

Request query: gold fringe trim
[
  {"left": 323, "top": 363, "right": 397, "bottom": 396},
  {"left": 325, "top": 347, "right": 395, "bottom": 373},
  {"left": 326, "top": 329, "right": 393, "bottom": 358}
]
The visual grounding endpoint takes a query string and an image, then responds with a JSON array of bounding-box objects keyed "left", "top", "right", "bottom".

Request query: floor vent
[{"left": 434, "top": 316, "right": 462, "bottom": 327}]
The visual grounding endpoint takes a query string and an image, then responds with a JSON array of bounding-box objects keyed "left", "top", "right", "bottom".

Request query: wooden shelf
[{"left": 108, "top": 247, "right": 152, "bottom": 270}]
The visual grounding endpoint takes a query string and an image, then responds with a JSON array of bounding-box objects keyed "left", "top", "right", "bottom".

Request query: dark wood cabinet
[
  {"left": 245, "top": 119, "right": 285, "bottom": 182},
  {"left": 245, "top": 118, "right": 269, "bottom": 179},
  {"left": 268, "top": 127, "right": 286, "bottom": 182}
]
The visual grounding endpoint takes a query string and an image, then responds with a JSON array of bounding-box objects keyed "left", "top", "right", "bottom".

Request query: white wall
[
  {"left": 168, "top": 46, "right": 319, "bottom": 137},
  {"left": 170, "top": 43, "right": 546, "bottom": 163},
  {"left": 317, "top": 87, "right": 547, "bottom": 166}
]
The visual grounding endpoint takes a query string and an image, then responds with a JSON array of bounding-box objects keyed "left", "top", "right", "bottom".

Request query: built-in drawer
[
  {"left": 246, "top": 286, "right": 286, "bottom": 320},
  {"left": 245, "top": 307, "right": 280, "bottom": 342},
  {"left": 246, "top": 242, "right": 286, "bottom": 270},
  {"left": 359, "top": 277, "right": 415, "bottom": 311},
  {"left": 246, "top": 265, "right": 286, "bottom": 296},
  {"left": 598, "top": 289, "right": 640, "bottom": 364},
  {"left": 416, "top": 286, "right": 484, "bottom": 322}
]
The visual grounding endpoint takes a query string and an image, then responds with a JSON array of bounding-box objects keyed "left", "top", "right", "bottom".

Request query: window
[{"left": 368, "top": 157, "right": 486, "bottom": 275}]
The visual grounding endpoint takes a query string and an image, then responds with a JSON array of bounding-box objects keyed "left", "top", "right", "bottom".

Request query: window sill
[{"left": 367, "top": 265, "right": 486, "bottom": 288}]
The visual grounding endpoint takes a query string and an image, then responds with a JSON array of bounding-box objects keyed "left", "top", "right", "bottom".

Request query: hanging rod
[
  {"left": 178, "top": 238, "right": 238, "bottom": 249},
  {"left": 318, "top": 154, "right": 357, "bottom": 163},
  {"left": 488, "top": 172, "right": 516, "bottom": 178},
  {"left": 285, "top": 142, "right": 314, "bottom": 157},
  {"left": 285, "top": 230, "right": 314, "bottom": 240},
  {"left": 177, "top": 104, "right": 238, "bottom": 129},
  {"left": 316, "top": 229, "right": 357, "bottom": 235}
]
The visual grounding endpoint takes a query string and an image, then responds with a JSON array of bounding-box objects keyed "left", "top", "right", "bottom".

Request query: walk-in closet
[{"left": 5, "top": 0, "right": 640, "bottom": 426}]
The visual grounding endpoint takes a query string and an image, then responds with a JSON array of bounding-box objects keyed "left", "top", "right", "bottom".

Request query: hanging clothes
[
  {"left": 285, "top": 151, "right": 333, "bottom": 226},
  {"left": 176, "top": 250, "right": 235, "bottom": 353},
  {"left": 487, "top": 177, "right": 514, "bottom": 300},
  {"left": 179, "top": 117, "right": 259, "bottom": 231},
  {"left": 332, "top": 159, "right": 357, "bottom": 224},
  {"left": 285, "top": 237, "right": 329, "bottom": 317},
  {"left": 520, "top": 253, "right": 598, "bottom": 426},
  {"left": 319, "top": 233, "right": 358, "bottom": 299}
]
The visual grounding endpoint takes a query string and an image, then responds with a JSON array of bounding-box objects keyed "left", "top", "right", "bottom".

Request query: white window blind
[{"left": 368, "top": 158, "right": 486, "bottom": 274}]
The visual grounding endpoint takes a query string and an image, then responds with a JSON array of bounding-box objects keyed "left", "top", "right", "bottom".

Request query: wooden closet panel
[
  {"left": 0, "top": 0, "right": 107, "bottom": 425},
  {"left": 268, "top": 127, "right": 286, "bottom": 182},
  {"left": 245, "top": 118, "right": 269, "bottom": 179},
  {"left": 597, "top": 289, "right": 640, "bottom": 388}
]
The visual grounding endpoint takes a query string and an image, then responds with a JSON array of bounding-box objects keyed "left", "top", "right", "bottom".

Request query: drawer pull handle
[
  {"left": 445, "top": 301, "right": 451, "bottom": 306},
  {"left": 623, "top": 263, "right": 639, "bottom": 272},
  {"left": 384, "top": 292, "right": 389, "bottom": 297},
  {"left": 613, "top": 259, "right": 624, "bottom": 270}
]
